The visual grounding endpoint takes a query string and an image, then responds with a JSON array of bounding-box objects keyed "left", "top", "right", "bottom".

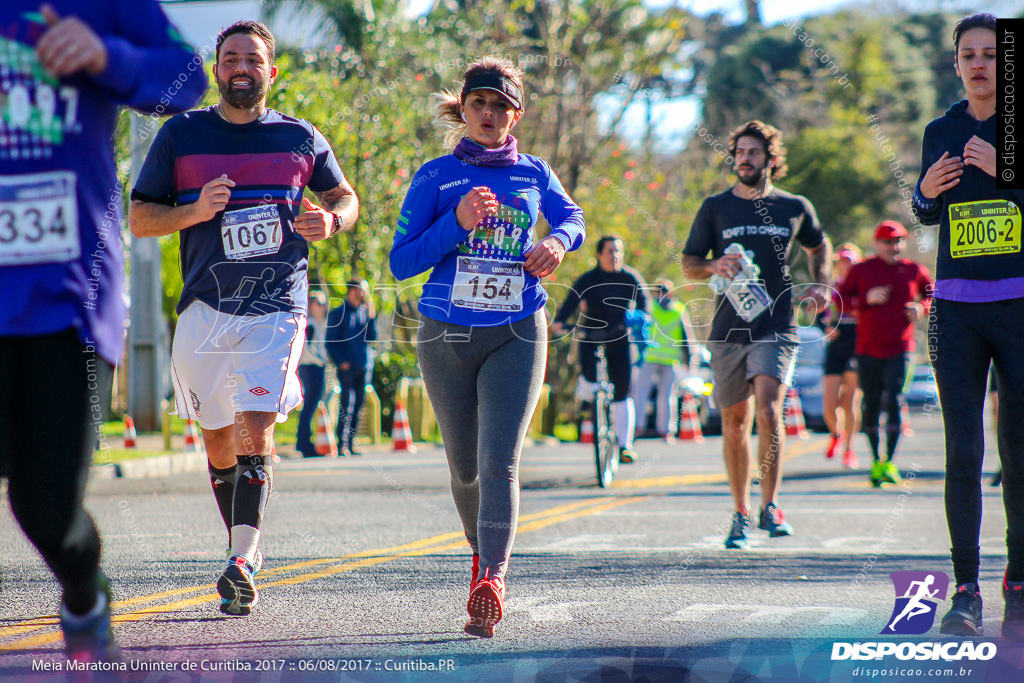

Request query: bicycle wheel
[{"left": 593, "top": 387, "right": 617, "bottom": 488}]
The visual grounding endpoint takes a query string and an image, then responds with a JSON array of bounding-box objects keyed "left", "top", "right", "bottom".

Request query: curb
[{"left": 90, "top": 452, "right": 208, "bottom": 480}]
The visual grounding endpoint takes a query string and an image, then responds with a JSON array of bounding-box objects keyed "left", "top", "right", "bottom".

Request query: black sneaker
[
  {"left": 1003, "top": 575, "right": 1024, "bottom": 641},
  {"left": 940, "top": 583, "right": 984, "bottom": 636},
  {"left": 758, "top": 502, "right": 794, "bottom": 537},
  {"left": 724, "top": 512, "right": 750, "bottom": 549}
]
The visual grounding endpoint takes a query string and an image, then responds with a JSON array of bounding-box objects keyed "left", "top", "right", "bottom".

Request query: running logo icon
[{"left": 881, "top": 571, "right": 949, "bottom": 635}]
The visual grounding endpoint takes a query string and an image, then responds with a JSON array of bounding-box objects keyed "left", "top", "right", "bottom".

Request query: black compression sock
[
  {"left": 209, "top": 463, "right": 237, "bottom": 534},
  {"left": 233, "top": 455, "right": 273, "bottom": 529}
]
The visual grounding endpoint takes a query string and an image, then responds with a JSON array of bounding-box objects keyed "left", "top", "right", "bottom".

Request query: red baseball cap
[{"left": 874, "top": 220, "right": 908, "bottom": 241}]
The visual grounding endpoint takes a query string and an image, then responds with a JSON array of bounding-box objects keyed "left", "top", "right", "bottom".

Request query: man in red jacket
[{"left": 840, "top": 221, "right": 933, "bottom": 487}]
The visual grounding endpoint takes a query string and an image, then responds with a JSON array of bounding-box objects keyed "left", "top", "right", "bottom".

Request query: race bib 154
[{"left": 452, "top": 257, "right": 524, "bottom": 312}]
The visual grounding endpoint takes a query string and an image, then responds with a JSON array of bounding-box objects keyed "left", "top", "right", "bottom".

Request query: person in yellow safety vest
[{"left": 632, "top": 279, "right": 693, "bottom": 442}]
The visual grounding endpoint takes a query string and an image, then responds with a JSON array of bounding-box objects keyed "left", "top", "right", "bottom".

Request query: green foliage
[
  {"left": 372, "top": 349, "right": 421, "bottom": 432},
  {"left": 784, "top": 108, "right": 891, "bottom": 244},
  {"left": 117, "top": 1, "right": 972, "bottom": 424}
]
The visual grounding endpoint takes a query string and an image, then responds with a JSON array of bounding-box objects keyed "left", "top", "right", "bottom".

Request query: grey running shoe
[
  {"left": 61, "top": 575, "right": 120, "bottom": 663},
  {"left": 218, "top": 555, "right": 260, "bottom": 616},
  {"left": 940, "top": 583, "right": 983, "bottom": 636},
  {"left": 758, "top": 502, "right": 794, "bottom": 537},
  {"left": 725, "top": 512, "right": 750, "bottom": 550},
  {"left": 1003, "top": 576, "right": 1024, "bottom": 641}
]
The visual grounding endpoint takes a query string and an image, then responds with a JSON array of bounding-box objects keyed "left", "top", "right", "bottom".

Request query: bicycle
[
  {"left": 589, "top": 343, "right": 619, "bottom": 488},
  {"left": 555, "top": 324, "right": 619, "bottom": 488}
]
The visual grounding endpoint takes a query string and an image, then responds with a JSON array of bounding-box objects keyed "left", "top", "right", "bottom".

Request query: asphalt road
[{"left": 2, "top": 409, "right": 1022, "bottom": 682}]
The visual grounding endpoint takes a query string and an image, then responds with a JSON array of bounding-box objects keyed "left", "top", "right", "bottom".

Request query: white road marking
[
  {"left": 542, "top": 534, "right": 649, "bottom": 551},
  {"left": 662, "top": 603, "right": 869, "bottom": 626},
  {"left": 505, "top": 596, "right": 601, "bottom": 622}
]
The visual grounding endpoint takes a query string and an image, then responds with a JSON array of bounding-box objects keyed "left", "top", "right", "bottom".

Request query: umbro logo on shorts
[{"left": 249, "top": 387, "right": 270, "bottom": 396}]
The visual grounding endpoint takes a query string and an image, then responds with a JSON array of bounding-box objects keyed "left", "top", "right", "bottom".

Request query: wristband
[{"left": 913, "top": 188, "right": 936, "bottom": 211}]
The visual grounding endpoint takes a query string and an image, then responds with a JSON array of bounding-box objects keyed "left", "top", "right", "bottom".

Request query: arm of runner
[
  {"left": 455, "top": 187, "right": 498, "bottom": 231},
  {"left": 35, "top": 5, "right": 107, "bottom": 77},
  {"left": 538, "top": 161, "right": 586, "bottom": 252},
  {"left": 129, "top": 174, "right": 235, "bottom": 238},
  {"left": 523, "top": 235, "right": 566, "bottom": 278},
  {"left": 866, "top": 285, "right": 891, "bottom": 306},
  {"left": 919, "top": 151, "right": 965, "bottom": 199},
  {"left": 551, "top": 272, "right": 587, "bottom": 333},
  {"left": 681, "top": 253, "right": 743, "bottom": 281},
  {"left": 38, "top": 2, "right": 205, "bottom": 114},
  {"left": 801, "top": 239, "right": 832, "bottom": 312},
  {"left": 390, "top": 166, "right": 477, "bottom": 280},
  {"left": 296, "top": 179, "right": 359, "bottom": 242}
]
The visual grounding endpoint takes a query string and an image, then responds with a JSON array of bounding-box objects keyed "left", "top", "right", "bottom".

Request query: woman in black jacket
[{"left": 913, "top": 12, "right": 1024, "bottom": 639}]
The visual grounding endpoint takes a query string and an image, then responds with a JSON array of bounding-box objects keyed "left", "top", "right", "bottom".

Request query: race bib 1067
[
  {"left": 221, "top": 205, "right": 283, "bottom": 260},
  {"left": 949, "top": 200, "right": 1021, "bottom": 258},
  {"left": 452, "top": 257, "right": 524, "bottom": 312},
  {"left": 0, "top": 171, "right": 78, "bottom": 266}
]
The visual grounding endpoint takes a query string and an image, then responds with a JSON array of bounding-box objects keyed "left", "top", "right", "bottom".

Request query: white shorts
[{"left": 171, "top": 300, "right": 305, "bottom": 430}]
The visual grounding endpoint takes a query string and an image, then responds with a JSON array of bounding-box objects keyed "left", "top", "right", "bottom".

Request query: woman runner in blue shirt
[{"left": 390, "top": 56, "right": 585, "bottom": 638}]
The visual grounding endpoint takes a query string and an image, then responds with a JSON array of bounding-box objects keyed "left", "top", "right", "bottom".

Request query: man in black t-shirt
[
  {"left": 553, "top": 235, "right": 649, "bottom": 462},
  {"left": 682, "top": 121, "right": 831, "bottom": 550}
]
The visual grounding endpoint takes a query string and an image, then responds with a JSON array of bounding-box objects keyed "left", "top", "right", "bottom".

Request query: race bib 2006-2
[
  {"left": 452, "top": 256, "right": 524, "bottom": 312},
  {"left": 0, "top": 172, "right": 78, "bottom": 266},
  {"left": 949, "top": 200, "right": 1021, "bottom": 259},
  {"left": 221, "top": 205, "right": 283, "bottom": 260}
]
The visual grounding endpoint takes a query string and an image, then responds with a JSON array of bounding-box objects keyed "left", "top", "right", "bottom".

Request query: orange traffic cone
[
  {"left": 314, "top": 403, "right": 338, "bottom": 457},
  {"left": 579, "top": 416, "right": 594, "bottom": 444},
  {"left": 123, "top": 416, "right": 137, "bottom": 448},
  {"left": 784, "top": 387, "right": 809, "bottom": 439},
  {"left": 392, "top": 399, "right": 417, "bottom": 453},
  {"left": 183, "top": 419, "right": 202, "bottom": 452},
  {"left": 677, "top": 390, "right": 705, "bottom": 442}
]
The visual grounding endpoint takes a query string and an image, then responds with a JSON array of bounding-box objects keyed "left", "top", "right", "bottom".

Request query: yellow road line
[
  {"left": 0, "top": 496, "right": 608, "bottom": 642},
  {"left": 612, "top": 437, "right": 824, "bottom": 490},
  {"left": 1, "top": 440, "right": 824, "bottom": 649},
  {"left": 0, "top": 496, "right": 632, "bottom": 648}
]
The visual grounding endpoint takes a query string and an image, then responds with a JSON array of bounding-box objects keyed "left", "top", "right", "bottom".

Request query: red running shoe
[
  {"left": 465, "top": 568, "right": 505, "bottom": 638},
  {"left": 470, "top": 554, "right": 480, "bottom": 589},
  {"left": 825, "top": 432, "right": 842, "bottom": 459},
  {"left": 843, "top": 449, "right": 859, "bottom": 469}
]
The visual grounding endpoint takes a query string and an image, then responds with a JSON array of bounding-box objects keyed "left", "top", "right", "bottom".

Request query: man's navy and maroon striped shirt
[{"left": 132, "top": 107, "right": 346, "bottom": 317}]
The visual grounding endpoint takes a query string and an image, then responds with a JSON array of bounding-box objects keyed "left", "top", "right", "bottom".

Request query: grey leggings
[{"left": 417, "top": 310, "right": 547, "bottom": 580}]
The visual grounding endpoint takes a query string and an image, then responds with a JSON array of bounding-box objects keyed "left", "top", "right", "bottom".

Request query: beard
[
  {"left": 736, "top": 164, "right": 767, "bottom": 187},
  {"left": 216, "top": 74, "right": 268, "bottom": 110}
]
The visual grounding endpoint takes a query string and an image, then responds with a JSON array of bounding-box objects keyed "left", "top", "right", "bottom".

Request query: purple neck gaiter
[{"left": 453, "top": 135, "right": 519, "bottom": 167}]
